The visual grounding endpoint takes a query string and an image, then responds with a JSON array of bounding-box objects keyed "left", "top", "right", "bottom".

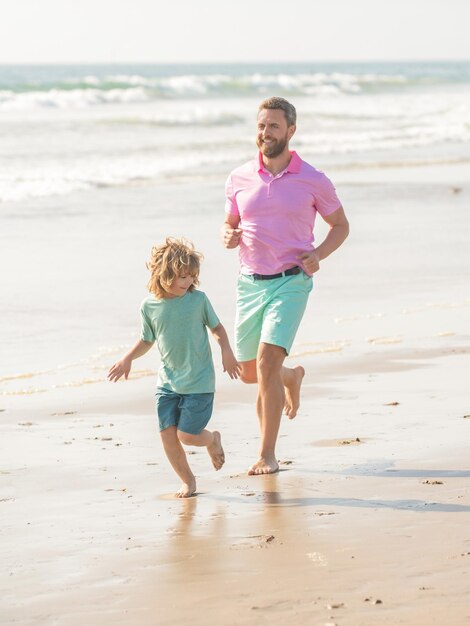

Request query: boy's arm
[
  {"left": 108, "top": 339, "right": 154, "bottom": 382},
  {"left": 210, "top": 323, "right": 240, "bottom": 379}
]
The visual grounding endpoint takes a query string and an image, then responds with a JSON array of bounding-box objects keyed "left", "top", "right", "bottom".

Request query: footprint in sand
[{"left": 313, "top": 438, "right": 365, "bottom": 447}]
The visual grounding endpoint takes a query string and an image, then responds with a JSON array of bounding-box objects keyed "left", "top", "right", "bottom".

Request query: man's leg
[
  {"left": 239, "top": 343, "right": 304, "bottom": 475},
  {"left": 236, "top": 273, "right": 312, "bottom": 474},
  {"left": 282, "top": 364, "right": 305, "bottom": 419},
  {"left": 248, "top": 342, "right": 286, "bottom": 474},
  {"left": 240, "top": 357, "right": 305, "bottom": 419}
]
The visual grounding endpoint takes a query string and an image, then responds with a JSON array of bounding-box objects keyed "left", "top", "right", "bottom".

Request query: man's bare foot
[
  {"left": 284, "top": 365, "right": 305, "bottom": 419},
  {"left": 176, "top": 478, "right": 196, "bottom": 498},
  {"left": 207, "top": 431, "right": 225, "bottom": 470},
  {"left": 248, "top": 456, "right": 279, "bottom": 475}
]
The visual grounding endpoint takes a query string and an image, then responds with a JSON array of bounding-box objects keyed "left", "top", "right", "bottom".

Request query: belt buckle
[{"left": 285, "top": 266, "right": 300, "bottom": 277}]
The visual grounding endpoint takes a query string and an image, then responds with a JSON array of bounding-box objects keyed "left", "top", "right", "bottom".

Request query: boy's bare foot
[
  {"left": 284, "top": 365, "right": 305, "bottom": 419},
  {"left": 248, "top": 455, "right": 279, "bottom": 475},
  {"left": 207, "top": 431, "right": 225, "bottom": 470},
  {"left": 175, "top": 478, "right": 196, "bottom": 498}
]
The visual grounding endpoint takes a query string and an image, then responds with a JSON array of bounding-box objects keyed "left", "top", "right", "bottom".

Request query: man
[{"left": 223, "top": 96, "right": 349, "bottom": 475}]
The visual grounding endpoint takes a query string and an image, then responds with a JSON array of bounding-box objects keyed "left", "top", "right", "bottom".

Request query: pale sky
[{"left": 1, "top": 0, "right": 469, "bottom": 64}]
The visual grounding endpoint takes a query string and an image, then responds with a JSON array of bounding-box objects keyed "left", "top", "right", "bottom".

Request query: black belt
[{"left": 250, "top": 266, "right": 301, "bottom": 280}]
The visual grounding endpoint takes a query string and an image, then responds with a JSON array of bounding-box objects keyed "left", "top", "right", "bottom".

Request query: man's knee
[
  {"left": 240, "top": 371, "right": 257, "bottom": 384},
  {"left": 257, "top": 344, "right": 286, "bottom": 379},
  {"left": 239, "top": 360, "right": 257, "bottom": 384}
]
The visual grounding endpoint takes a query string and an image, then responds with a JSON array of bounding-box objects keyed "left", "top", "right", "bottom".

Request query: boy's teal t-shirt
[{"left": 140, "top": 290, "right": 220, "bottom": 394}]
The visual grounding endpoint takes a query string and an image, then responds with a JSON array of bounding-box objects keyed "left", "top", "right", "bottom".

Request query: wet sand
[
  {"left": 1, "top": 162, "right": 470, "bottom": 625},
  {"left": 2, "top": 343, "right": 470, "bottom": 626}
]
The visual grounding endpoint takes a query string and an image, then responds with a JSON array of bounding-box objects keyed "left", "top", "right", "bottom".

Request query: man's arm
[
  {"left": 108, "top": 339, "right": 154, "bottom": 382},
  {"left": 299, "top": 206, "right": 349, "bottom": 274},
  {"left": 210, "top": 323, "right": 240, "bottom": 379},
  {"left": 221, "top": 213, "right": 242, "bottom": 249}
]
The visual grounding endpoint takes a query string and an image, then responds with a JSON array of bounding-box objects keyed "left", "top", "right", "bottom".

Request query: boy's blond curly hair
[{"left": 147, "top": 237, "right": 202, "bottom": 298}]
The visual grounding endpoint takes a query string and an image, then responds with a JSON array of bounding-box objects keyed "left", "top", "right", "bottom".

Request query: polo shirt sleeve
[
  {"left": 140, "top": 301, "right": 156, "bottom": 342},
  {"left": 314, "top": 173, "right": 342, "bottom": 217},
  {"left": 224, "top": 175, "right": 239, "bottom": 216},
  {"left": 202, "top": 293, "right": 220, "bottom": 330}
]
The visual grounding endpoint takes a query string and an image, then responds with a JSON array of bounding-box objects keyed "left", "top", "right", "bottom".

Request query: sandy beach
[{"left": 1, "top": 153, "right": 469, "bottom": 625}]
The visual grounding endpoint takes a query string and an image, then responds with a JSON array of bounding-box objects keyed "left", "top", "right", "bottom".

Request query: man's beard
[{"left": 257, "top": 134, "right": 288, "bottom": 158}]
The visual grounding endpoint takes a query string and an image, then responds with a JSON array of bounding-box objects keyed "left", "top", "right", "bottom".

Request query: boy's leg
[
  {"left": 160, "top": 426, "right": 197, "bottom": 498},
  {"left": 177, "top": 393, "right": 224, "bottom": 470},
  {"left": 177, "top": 429, "right": 225, "bottom": 470}
]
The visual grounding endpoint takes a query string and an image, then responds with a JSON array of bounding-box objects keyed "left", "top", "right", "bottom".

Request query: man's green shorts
[{"left": 235, "top": 271, "right": 313, "bottom": 362}]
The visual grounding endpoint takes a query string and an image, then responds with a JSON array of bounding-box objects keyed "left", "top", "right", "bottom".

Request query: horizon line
[{"left": 1, "top": 58, "right": 469, "bottom": 66}]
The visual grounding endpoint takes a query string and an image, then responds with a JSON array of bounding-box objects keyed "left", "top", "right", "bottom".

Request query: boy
[{"left": 108, "top": 237, "right": 240, "bottom": 498}]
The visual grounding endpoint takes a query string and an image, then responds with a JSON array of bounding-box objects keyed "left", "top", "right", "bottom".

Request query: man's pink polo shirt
[{"left": 225, "top": 151, "right": 342, "bottom": 275}]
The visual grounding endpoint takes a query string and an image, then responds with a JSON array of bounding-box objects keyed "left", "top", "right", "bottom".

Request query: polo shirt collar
[{"left": 256, "top": 150, "right": 301, "bottom": 174}]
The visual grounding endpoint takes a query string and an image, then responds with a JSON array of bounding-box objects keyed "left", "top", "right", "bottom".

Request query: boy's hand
[
  {"left": 222, "top": 349, "right": 241, "bottom": 380},
  {"left": 107, "top": 357, "right": 132, "bottom": 382}
]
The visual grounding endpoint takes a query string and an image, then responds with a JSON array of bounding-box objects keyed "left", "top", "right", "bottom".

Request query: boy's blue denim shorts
[{"left": 155, "top": 387, "right": 214, "bottom": 434}]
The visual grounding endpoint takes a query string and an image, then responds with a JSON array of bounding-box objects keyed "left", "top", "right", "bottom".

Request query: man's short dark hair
[{"left": 258, "top": 97, "right": 297, "bottom": 126}]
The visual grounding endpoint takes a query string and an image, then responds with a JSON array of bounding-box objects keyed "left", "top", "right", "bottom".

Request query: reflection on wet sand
[
  {"left": 150, "top": 473, "right": 336, "bottom": 624},
  {"left": 143, "top": 460, "right": 470, "bottom": 625}
]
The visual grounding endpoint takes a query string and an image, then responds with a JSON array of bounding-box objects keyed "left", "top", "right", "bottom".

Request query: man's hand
[
  {"left": 222, "top": 227, "right": 242, "bottom": 249},
  {"left": 108, "top": 357, "right": 132, "bottom": 382},
  {"left": 298, "top": 250, "right": 321, "bottom": 275}
]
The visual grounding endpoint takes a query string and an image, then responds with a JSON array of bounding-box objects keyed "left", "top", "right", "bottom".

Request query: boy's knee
[
  {"left": 160, "top": 425, "right": 177, "bottom": 442},
  {"left": 177, "top": 430, "right": 196, "bottom": 446}
]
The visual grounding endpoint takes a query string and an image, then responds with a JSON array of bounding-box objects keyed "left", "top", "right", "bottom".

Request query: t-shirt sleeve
[
  {"left": 224, "top": 174, "right": 239, "bottom": 216},
  {"left": 140, "top": 302, "right": 156, "bottom": 342},
  {"left": 202, "top": 294, "right": 220, "bottom": 330},
  {"left": 314, "top": 173, "right": 342, "bottom": 217}
]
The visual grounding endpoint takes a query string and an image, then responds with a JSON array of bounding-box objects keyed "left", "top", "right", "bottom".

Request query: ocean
[
  {"left": 1, "top": 61, "right": 469, "bottom": 203},
  {"left": 1, "top": 61, "right": 469, "bottom": 395}
]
